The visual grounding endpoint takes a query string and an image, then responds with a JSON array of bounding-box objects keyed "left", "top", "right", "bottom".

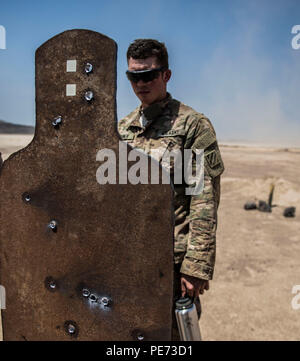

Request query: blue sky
[{"left": 0, "top": 0, "right": 300, "bottom": 145}]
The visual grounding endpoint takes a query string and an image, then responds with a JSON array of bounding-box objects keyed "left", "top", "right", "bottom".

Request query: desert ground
[{"left": 0, "top": 134, "right": 300, "bottom": 341}]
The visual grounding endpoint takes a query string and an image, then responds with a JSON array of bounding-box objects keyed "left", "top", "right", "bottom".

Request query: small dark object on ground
[
  {"left": 244, "top": 202, "right": 257, "bottom": 210},
  {"left": 268, "top": 184, "right": 275, "bottom": 208},
  {"left": 258, "top": 200, "right": 272, "bottom": 213},
  {"left": 283, "top": 207, "right": 296, "bottom": 218}
]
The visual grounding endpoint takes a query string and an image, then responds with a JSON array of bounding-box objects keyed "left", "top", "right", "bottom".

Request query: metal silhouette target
[{"left": 0, "top": 30, "right": 173, "bottom": 341}]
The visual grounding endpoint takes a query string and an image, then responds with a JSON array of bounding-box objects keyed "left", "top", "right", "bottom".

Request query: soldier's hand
[{"left": 180, "top": 274, "right": 209, "bottom": 298}]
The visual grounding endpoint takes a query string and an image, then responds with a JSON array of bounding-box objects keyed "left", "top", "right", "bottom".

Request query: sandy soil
[
  {"left": 1, "top": 135, "right": 300, "bottom": 341},
  {"left": 0, "top": 134, "right": 34, "bottom": 162},
  {"left": 201, "top": 145, "right": 300, "bottom": 341}
]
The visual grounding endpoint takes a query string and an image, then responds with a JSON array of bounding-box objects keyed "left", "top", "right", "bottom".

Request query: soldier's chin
[{"left": 138, "top": 93, "right": 153, "bottom": 104}]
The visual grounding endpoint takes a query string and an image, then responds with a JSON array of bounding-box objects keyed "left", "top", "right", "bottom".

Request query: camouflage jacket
[{"left": 118, "top": 93, "right": 224, "bottom": 280}]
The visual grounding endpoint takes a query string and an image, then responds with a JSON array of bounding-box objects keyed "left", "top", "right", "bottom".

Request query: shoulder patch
[
  {"left": 204, "top": 147, "right": 224, "bottom": 178},
  {"left": 206, "top": 149, "right": 221, "bottom": 168}
]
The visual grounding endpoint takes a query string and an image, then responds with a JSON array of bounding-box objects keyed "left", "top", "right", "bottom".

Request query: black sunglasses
[{"left": 126, "top": 66, "right": 167, "bottom": 83}]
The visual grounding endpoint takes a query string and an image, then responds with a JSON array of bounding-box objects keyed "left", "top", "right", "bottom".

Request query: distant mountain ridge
[{"left": 0, "top": 120, "right": 34, "bottom": 134}]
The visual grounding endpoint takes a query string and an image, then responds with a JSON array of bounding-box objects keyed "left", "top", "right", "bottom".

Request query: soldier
[{"left": 118, "top": 39, "right": 224, "bottom": 340}]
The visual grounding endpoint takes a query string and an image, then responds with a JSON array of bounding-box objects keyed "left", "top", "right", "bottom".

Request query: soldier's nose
[{"left": 136, "top": 79, "right": 146, "bottom": 86}]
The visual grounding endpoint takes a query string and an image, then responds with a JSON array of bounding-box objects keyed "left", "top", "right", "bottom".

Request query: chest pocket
[{"left": 150, "top": 129, "right": 185, "bottom": 163}]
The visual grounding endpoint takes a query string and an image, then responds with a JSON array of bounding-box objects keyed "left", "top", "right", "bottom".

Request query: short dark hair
[{"left": 127, "top": 39, "right": 169, "bottom": 68}]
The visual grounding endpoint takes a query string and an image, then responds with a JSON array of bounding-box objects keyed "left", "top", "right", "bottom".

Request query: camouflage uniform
[
  {"left": 118, "top": 93, "right": 224, "bottom": 282},
  {"left": 118, "top": 93, "right": 224, "bottom": 340}
]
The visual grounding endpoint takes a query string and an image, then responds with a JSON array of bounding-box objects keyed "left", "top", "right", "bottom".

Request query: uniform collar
[{"left": 127, "top": 93, "right": 172, "bottom": 131}]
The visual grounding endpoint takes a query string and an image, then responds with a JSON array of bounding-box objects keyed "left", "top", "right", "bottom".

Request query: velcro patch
[
  {"left": 192, "top": 128, "right": 216, "bottom": 150},
  {"left": 120, "top": 133, "right": 134, "bottom": 140}
]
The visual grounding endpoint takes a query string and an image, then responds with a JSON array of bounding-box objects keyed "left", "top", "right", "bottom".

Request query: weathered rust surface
[{"left": 0, "top": 30, "right": 173, "bottom": 341}]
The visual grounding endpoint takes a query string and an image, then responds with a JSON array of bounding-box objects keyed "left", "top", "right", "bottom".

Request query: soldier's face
[{"left": 128, "top": 56, "right": 171, "bottom": 108}]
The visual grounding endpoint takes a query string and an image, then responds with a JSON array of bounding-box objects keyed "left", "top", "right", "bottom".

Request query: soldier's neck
[{"left": 141, "top": 92, "right": 168, "bottom": 111}]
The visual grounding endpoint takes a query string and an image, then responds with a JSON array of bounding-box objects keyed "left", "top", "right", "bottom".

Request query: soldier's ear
[{"left": 163, "top": 69, "right": 171, "bottom": 83}]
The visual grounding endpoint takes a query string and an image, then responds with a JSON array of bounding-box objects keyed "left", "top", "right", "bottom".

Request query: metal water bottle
[{"left": 175, "top": 297, "right": 202, "bottom": 341}]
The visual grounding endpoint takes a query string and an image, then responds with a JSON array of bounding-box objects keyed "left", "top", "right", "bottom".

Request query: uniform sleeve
[{"left": 180, "top": 117, "right": 224, "bottom": 280}]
